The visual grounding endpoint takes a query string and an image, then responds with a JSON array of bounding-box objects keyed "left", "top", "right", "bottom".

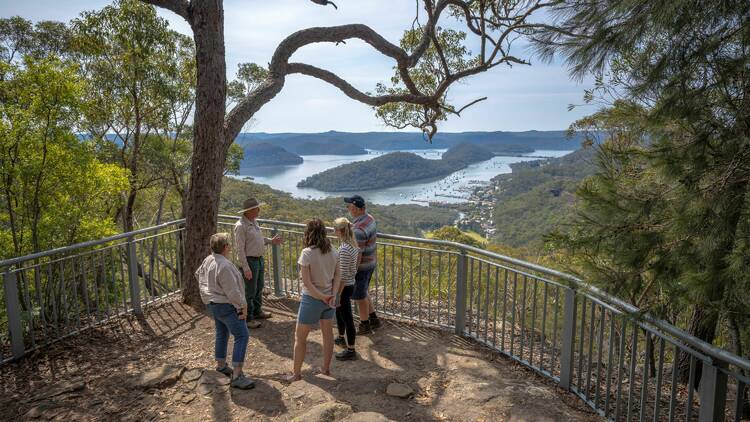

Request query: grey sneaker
[
  {"left": 216, "top": 365, "right": 233, "bottom": 377},
  {"left": 335, "top": 348, "right": 357, "bottom": 361},
  {"left": 246, "top": 320, "right": 262, "bottom": 329},
  {"left": 231, "top": 374, "right": 256, "bottom": 390}
]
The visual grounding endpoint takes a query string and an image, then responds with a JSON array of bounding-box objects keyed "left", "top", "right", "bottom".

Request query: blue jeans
[
  {"left": 208, "top": 302, "right": 249, "bottom": 366},
  {"left": 352, "top": 267, "right": 375, "bottom": 300}
]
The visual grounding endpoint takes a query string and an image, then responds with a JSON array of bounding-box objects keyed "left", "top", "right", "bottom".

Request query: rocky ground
[{"left": 0, "top": 297, "right": 602, "bottom": 421}]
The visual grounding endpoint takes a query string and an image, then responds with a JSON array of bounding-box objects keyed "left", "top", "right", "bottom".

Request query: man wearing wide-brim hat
[{"left": 234, "top": 198, "right": 283, "bottom": 329}]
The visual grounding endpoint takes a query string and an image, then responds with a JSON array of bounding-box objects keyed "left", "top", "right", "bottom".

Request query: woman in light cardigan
[{"left": 195, "top": 233, "right": 255, "bottom": 389}]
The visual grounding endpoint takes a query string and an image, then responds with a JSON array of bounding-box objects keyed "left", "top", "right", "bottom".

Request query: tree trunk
[
  {"left": 181, "top": 1, "right": 228, "bottom": 309},
  {"left": 676, "top": 304, "right": 718, "bottom": 387}
]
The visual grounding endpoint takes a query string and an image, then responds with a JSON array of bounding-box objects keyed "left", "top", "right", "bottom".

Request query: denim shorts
[
  {"left": 297, "top": 294, "right": 334, "bottom": 325},
  {"left": 352, "top": 267, "right": 375, "bottom": 300}
]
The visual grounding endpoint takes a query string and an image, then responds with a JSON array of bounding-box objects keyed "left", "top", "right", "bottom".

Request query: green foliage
[
  {"left": 70, "top": 0, "right": 196, "bottom": 229},
  {"left": 539, "top": 0, "right": 750, "bottom": 362},
  {"left": 375, "top": 26, "right": 478, "bottom": 134},
  {"left": 489, "top": 147, "right": 596, "bottom": 248},
  {"left": 228, "top": 62, "right": 269, "bottom": 105},
  {"left": 0, "top": 17, "right": 71, "bottom": 63},
  {"left": 0, "top": 56, "right": 128, "bottom": 258},
  {"left": 427, "top": 226, "right": 484, "bottom": 248}
]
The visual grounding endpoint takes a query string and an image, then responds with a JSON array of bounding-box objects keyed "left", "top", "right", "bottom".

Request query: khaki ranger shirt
[{"left": 233, "top": 216, "right": 267, "bottom": 273}]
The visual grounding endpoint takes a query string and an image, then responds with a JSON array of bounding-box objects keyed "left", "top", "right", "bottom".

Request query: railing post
[
  {"left": 126, "top": 236, "right": 142, "bottom": 315},
  {"left": 271, "top": 227, "right": 283, "bottom": 297},
  {"left": 698, "top": 359, "right": 728, "bottom": 422},
  {"left": 176, "top": 225, "right": 183, "bottom": 289},
  {"left": 455, "top": 249, "right": 468, "bottom": 335},
  {"left": 559, "top": 287, "right": 577, "bottom": 390},
  {"left": 3, "top": 270, "right": 25, "bottom": 360}
]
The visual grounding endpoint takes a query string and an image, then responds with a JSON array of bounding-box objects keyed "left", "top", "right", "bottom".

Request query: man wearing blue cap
[{"left": 343, "top": 195, "right": 381, "bottom": 334}]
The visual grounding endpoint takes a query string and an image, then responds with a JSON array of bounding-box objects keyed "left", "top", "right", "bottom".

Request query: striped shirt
[
  {"left": 353, "top": 213, "right": 377, "bottom": 271},
  {"left": 338, "top": 242, "right": 359, "bottom": 286}
]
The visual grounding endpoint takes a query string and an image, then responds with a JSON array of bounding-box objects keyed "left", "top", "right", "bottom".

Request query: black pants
[{"left": 336, "top": 285, "right": 356, "bottom": 347}]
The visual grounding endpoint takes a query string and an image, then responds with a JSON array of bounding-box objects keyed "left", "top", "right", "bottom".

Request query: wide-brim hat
[{"left": 238, "top": 197, "right": 264, "bottom": 213}]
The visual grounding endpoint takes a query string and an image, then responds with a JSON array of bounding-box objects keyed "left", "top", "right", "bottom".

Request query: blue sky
[{"left": 1, "top": 0, "right": 595, "bottom": 133}]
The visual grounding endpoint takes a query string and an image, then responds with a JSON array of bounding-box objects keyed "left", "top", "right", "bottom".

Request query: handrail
[{"left": 0, "top": 219, "right": 185, "bottom": 268}]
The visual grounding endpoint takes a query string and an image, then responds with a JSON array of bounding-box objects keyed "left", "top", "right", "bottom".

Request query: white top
[
  {"left": 195, "top": 253, "right": 246, "bottom": 310},
  {"left": 338, "top": 242, "right": 359, "bottom": 286},
  {"left": 297, "top": 246, "right": 339, "bottom": 296}
]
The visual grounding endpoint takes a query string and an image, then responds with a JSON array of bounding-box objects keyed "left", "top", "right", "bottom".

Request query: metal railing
[{"left": 2, "top": 215, "right": 749, "bottom": 421}]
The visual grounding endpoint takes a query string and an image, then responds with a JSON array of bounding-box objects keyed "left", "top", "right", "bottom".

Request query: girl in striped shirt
[{"left": 333, "top": 217, "right": 360, "bottom": 360}]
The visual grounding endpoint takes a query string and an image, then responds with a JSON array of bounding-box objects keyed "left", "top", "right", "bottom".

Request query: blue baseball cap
[{"left": 343, "top": 195, "right": 366, "bottom": 208}]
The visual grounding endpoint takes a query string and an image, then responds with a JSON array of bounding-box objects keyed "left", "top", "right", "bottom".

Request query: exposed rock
[
  {"left": 292, "top": 402, "right": 353, "bottom": 422},
  {"left": 196, "top": 384, "right": 214, "bottom": 396},
  {"left": 24, "top": 400, "right": 59, "bottom": 419},
  {"left": 133, "top": 365, "right": 186, "bottom": 389},
  {"left": 386, "top": 382, "right": 413, "bottom": 398},
  {"left": 26, "top": 379, "right": 86, "bottom": 402},
  {"left": 198, "top": 370, "right": 231, "bottom": 386},
  {"left": 180, "top": 393, "right": 196, "bottom": 404},
  {"left": 342, "top": 412, "right": 396, "bottom": 422},
  {"left": 181, "top": 369, "right": 203, "bottom": 383}
]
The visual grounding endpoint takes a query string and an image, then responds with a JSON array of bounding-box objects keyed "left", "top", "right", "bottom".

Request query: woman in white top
[
  {"left": 333, "top": 217, "right": 360, "bottom": 361},
  {"left": 290, "top": 219, "right": 341, "bottom": 381}
]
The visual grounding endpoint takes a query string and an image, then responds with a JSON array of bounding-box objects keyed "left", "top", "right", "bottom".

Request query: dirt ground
[{"left": 0, "top": 297, "right": 602, "bottom": 421}]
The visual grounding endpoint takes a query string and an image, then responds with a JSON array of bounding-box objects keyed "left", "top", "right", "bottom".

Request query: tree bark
[
  {"left": 675, "top": 304, "right": 718, "bottom": 387},
  {"left": 180, "top": 0, "right": 228, "bottom": 309}
]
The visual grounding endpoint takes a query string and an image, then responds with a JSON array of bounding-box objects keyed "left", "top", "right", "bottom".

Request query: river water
[{"left": 235, "top": 149, "right": 572, "bottom": 205}]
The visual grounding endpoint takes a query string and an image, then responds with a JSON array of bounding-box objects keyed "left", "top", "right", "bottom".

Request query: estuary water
[{"left": 235, "top": 149, "right": 572, "bottom": 205}]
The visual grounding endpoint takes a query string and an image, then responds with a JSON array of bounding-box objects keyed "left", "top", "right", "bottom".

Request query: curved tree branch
[
  {"left": 309, "top": 0, "right": 338, "bottom": 9},
  {"left": 139, "top": 0, "right": 191, "bottom": 21},
  {"left": 287, "top": 63, "right": 434, "bottom": 106}
]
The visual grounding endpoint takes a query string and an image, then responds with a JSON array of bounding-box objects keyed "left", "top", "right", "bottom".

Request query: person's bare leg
[
  {"left": 232, "top": 363, "right": 243, "bottom": 378},
  {"left": 356, "top": 299, "right": 369, "bottom": 322},
  {"left": 292, "top": 323, "right": 311, "bottom": 380},
  {"left": 320, "top": 319, "right": 334, "bottom": 375},
  {"left": 367, "top": 296, "right": 375, "bottom": 315}
]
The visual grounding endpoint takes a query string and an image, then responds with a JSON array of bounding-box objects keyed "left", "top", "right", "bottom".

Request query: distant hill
[
  {"left": 442, "top": 143, "right": 495, "bottom": 164},
  {"left": 234, "top": 130, "right": 584, "bottom": 152},
  {"left": 241, "top": 143, "right": 303, "bottom": 167},
  {"left": 287, "top": 141, "right": 366, "bottom": 156},
  {"left": 297, "top": 143, "right": 495, "bottom": 192},
  {"left": 490, "top": 147, "right": 597, "bottom": 248}
]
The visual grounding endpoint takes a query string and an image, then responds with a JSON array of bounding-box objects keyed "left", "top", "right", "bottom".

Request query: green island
[
  {"left": 297, "top": 143, "right": 500, "bottom": 191},
  {"left": 240, "top": 142, "right": 303, "bottom": 167}
]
